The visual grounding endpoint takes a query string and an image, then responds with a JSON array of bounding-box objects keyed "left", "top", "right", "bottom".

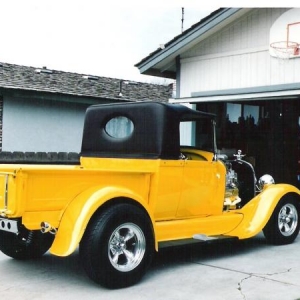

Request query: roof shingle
[{"left": 0, "top": 62, "right": 172, "bottom": 102}]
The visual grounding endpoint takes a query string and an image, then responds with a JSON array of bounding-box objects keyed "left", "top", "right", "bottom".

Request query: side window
[
  {"left": 180, "top": 119, "right": 214, "bottom": 152},
  {"left": 105, "top": 116, "right": 134, "bottom": 139}
]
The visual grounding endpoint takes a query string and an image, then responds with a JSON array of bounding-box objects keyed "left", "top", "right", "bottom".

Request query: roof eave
[
  {"left": 136, "top": 8, "right": 251, "bottom": 77},
  {"left": 0, "top": 86, "right": 134, "bottom": 103}
]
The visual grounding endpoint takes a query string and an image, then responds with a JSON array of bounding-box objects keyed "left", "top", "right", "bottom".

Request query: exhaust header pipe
[{"left": 41, "top": 222, "right": 57, "bottom": 235}]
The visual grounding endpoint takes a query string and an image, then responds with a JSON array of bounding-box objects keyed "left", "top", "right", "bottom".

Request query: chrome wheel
[
  {"left": 278, "top": 203, "right": 298, "bottom": 236},
  {"left": 108, "top": 222, "right": 146, "bottom": 272},
  {"left": 263, "top": 195, "right": 300, "bottom": 245},
  {"left": 80, "top": 204, "right": 154, "bottom": 288}
]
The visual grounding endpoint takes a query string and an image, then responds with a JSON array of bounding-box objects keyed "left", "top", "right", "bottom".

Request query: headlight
[{"left": 258, "top": 174, "right": 275, "bottom": 190}]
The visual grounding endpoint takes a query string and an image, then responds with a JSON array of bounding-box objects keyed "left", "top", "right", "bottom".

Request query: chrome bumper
[{"left": 0, "top": 218, "right": 18, "bottom": 233}]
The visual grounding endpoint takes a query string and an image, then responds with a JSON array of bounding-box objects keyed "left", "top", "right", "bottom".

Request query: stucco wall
[{"left": 2, "top": 96, "right": 89, "bottom": 152}]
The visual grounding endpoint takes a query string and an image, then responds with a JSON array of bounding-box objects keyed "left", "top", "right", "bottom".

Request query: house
[
  {"left": 136, "top": 8, "right": 300, "bottom": 186},
  {"left": 0, "top": 62, "right": 172, "bottom": 153}
]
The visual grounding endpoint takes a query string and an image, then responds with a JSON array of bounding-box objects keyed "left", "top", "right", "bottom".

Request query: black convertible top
[{"left": 81, "top": 101, "right": 215, "bottom": 159}]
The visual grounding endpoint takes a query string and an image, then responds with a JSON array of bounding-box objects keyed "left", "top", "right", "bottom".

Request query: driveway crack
[
  {"left": 193, "top": 262, "right": 297, "bottom": 299},
  {"left": 237, "top": 274, "right": 252, "bottom": 300}
]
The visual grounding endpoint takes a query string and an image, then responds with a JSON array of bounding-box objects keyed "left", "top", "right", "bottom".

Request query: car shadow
[
  {"left": 148, "top": 233, "right": 269, "bottom": 274},
  {"left": 0, "top": 249, "right": 93, "bottom": 287},
  {"left": 0, "top": 232, "right": 274, "bottom": 289}
]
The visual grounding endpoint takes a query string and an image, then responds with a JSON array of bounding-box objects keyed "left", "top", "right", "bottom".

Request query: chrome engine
[
  {"left": 224, "top": 161, "right": 241, "bottom": 209},
  {"left": 220, "top": 150, "right": 275, "bottom": 210}
]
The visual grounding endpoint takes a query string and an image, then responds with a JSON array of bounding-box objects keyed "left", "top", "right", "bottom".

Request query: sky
[
  {"left": 0, "top": 0, "right": 219, "bottom": 83},
  {"left": 0, "top": 0, "right": 298, "bottom": 84}
]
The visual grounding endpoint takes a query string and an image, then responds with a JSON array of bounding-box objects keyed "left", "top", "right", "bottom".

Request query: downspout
[{"left": 175, "top": 55, "right": 181, "bottom": 98}]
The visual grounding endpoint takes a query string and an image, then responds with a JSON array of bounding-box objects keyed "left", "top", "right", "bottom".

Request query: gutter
[{"left": 169, "top": 83, "right": 300, "bottom": 103}]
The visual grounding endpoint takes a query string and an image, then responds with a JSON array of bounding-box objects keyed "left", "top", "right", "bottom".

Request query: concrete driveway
[{"left": 0, "top": 232, "right": 300, "bottom": 300}]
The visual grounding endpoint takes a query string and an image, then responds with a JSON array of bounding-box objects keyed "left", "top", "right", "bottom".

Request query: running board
[
  {"left": 158, "top": 234, "right": 238, "bottom": 249},
  {"left": 193, "top": 234, "right": 235, "bottom": 241}
]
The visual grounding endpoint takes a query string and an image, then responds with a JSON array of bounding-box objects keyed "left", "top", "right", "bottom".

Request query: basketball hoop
[{"left": 270, "top": 41, "right": 299, "bottom": 59}]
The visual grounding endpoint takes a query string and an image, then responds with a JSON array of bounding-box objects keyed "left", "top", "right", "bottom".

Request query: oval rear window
[{"left": 105, "top": 116, "right": 134, "bottom": 139}]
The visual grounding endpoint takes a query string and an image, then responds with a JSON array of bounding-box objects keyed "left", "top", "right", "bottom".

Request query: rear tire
[
  {"left": 0, "top": 227, "right": 54, "bottom": 260},
  {"left": 80, "top": 203, "right": 154, "bottom": 289},
  {"left": 263, "top": 195, "right": 300, "bottom": 245}
]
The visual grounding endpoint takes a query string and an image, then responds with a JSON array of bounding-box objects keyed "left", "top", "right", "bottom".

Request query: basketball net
[{"left": 270, "top": 41, "right": 299, "bottom": 61}]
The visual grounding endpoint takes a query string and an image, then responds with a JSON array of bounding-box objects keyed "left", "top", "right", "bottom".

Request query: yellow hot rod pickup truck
[{"left": 0, "top": 101, "right": 299, "bottom": 289}]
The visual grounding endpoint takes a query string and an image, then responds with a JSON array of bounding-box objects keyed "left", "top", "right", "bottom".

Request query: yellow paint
[
  {"left": 226, "top": 183, "right": 300, "bottom": 238},
  {"left": 177, "top": 160, "right": 226, "bottom": 217},
  {"left": 50, "top": 185, "right": 153, "bottom": 256},
  {"left": 0, "top": 150, "right": 299, "bottom": 257},
  {"left": 155, "top": 212, "right": 243, "bottom": 242}
]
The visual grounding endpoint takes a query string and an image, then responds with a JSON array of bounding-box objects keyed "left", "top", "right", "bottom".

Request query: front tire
[
  {"left": 80, "top": 203, "right": 154, "bottom": 289},
  {"left": 263, "top": 195, "right": 300, "bottom": 245}
]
